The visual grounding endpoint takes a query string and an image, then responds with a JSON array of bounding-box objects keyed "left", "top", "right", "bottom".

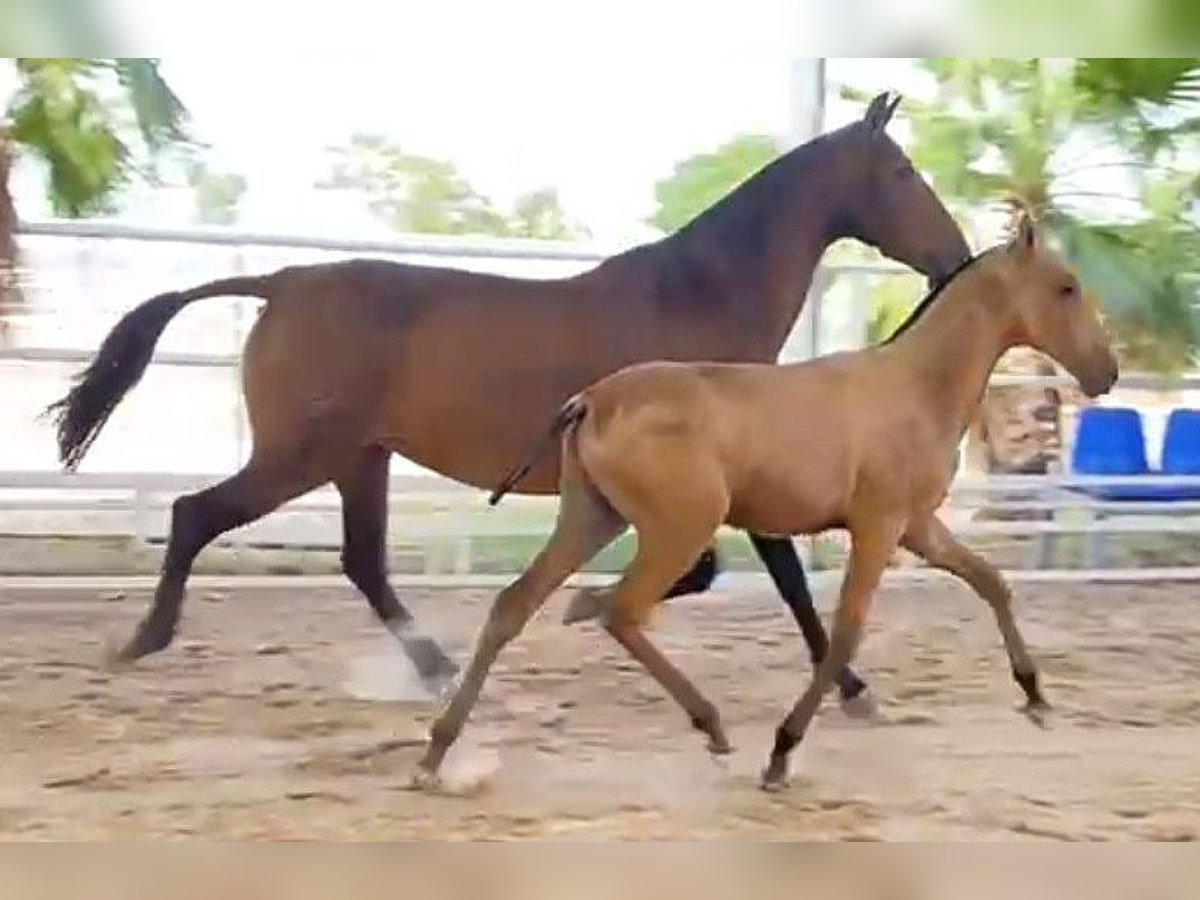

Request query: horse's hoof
[
  {"left": 407, "top": 767, "right": 443, "bottom": 794},
  {"left": 561, "top": 588, "right": 602, "bottom": 626},
  {"left": 760, "top": 758, "right": 790, "bottom": 793},
  {"left": 101, "top": 638, "right": 133, "bottom": 672},
  {"left": 840, "top": 689, "right": 880, "bottom": 722},
  {"left": 759, "top": 773, "right": 789, "bottom": 794},
  {"left": 1022, "top": 701, "right": 1051, "bottom": 730},
  {"left": 706, "top": 734, "right": 734, "bottom": 756},
  {"left": 102, "top": 629, "right": 169, "bottom": 671},
  {"left": 420, "top": 669, "right": 461, "bottom": 703},
  {"left": 400, "top": 635, "right": 459, "bottom": 687}
]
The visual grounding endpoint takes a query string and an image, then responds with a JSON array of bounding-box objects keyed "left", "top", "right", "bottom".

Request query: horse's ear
[
  {"left": 863, "top": 91, "right": 901, "bottom": 132},
  {"left": 1009, "top": 211, "right": 1040, "bottom": 256}
]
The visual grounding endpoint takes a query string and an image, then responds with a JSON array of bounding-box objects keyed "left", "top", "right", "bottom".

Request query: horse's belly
[{"left": 377, "top": 370, "right": 577, "bottom": 495}]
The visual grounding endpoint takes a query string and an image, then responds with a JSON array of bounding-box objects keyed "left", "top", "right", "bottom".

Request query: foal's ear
[
  {"left": 863, "top": 92, "right": 902, "bottom": 133},
  {"left": 1009, "top": 212, "right": 1040, "bottom": 256}
]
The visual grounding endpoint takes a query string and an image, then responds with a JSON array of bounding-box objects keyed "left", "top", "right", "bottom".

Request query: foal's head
[
  {"left": 989, "top": 214, "right": 1119, "bottom": 399},
  {"left": 838, "top": 92, "right": 972, "bottom": 287}
]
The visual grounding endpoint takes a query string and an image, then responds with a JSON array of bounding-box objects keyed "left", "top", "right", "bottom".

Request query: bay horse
[
  {"left": 46, "top": 92, "right": 969, "bottom": 703},
  {"left": 415, "top": 213, "right": 1118, "bottom": 792}
]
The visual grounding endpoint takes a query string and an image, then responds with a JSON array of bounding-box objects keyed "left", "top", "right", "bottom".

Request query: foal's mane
[{"left": 880, "top": 249, "right": 991, "bottom": 345}]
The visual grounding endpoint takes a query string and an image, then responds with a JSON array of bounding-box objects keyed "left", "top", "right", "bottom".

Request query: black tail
[
  {"left": 488, "top": 397, "right": 587, "bottom": 506},
  {"left": 44, "top": 275, "right": 276, "bottom": 472}
]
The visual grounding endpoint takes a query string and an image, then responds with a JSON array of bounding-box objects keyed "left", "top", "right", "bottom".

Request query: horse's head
[
  {"left": 840, "top": 92, "right": 971, "bottom": 288},
  {"left": 990, "top": 213, "right": 1119, "bottom": 399}
]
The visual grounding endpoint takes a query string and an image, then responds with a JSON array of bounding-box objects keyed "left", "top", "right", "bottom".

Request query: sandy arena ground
[{"left": 0, "top": 577, "right": 1198, "bottom": 840}]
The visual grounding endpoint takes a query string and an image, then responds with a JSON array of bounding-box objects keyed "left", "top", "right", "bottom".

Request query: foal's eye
[{"left": 1059, "top": 283, "right": 1077, "bottom": 299}]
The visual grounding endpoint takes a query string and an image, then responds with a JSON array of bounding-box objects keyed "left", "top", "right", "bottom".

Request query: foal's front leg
[
  {"left": 902, "top": 515, "right": 1049, "bottom": 725},
  {"left": 762, "top": 518, "right": 903, "bottom": 792},
  {"left": 415, "top": 462, "right": 623, "bottom": 785}
]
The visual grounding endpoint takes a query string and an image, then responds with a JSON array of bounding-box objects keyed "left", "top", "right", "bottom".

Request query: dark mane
[
  {"left": 663, "top": 123, "right": 853, "bottom": 256},
  {"left": 635, "top": 123, "right": 861, "bottom": 309},
  {"left": 881, "top": 250, "right": 987, "bottom": 345}
]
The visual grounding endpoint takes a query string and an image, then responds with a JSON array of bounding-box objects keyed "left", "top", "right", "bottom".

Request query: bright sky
[{"left": 6, "top": 5, "right": 930, "bottom": 241}]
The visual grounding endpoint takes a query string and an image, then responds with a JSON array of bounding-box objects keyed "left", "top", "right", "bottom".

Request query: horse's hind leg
[
  {"left": 109, "top": 456, "right": 326, "bottom": 666},
  {"left": 661, "top": 546, "right": 720, "bottom": 599},
  {"left": 417, "top": 452, "right": 625, "bottom": 780},
  {"left": 336, "top": 446, "right": 458, "bottom": 693},
  {"left": 750, "top": 534, "right": 874, "bottom": 716},
  {"left": 565, "top": 544, "right": 719, "bottom": 624}
]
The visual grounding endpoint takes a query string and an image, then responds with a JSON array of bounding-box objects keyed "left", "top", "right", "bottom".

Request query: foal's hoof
[
  {"left": 840, "top": 689, "right": 880, "bottom": 722},
  {"left": 562, "top": 588, "right": 603, "bottom": 626},
  {"left": 1022, "top": 700, "right": 1051, "bottom": 730}
]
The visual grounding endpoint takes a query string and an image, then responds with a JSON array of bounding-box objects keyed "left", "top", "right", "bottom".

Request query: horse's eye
[
  {"left": 1060, "top": 284, "right": 1076, "bottom": 299},
  {"left": 895, "top": 164, "right": 914, "bottom": 178}
]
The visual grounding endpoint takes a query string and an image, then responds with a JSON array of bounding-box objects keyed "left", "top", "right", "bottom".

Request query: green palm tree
[
  {"left": 0, "top": 58, "right": 190, "bottom": 341},
  {"left": 853, "top": 57, "right": 1200, "bottom": 374},
  {"left": 847, "top": 59, "right": 1199, "bottom": 479}
]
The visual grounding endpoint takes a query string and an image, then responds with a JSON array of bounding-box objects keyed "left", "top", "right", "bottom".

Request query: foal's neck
[{"left": 885, "top": 272, "right": 1018, "bottom": 440}]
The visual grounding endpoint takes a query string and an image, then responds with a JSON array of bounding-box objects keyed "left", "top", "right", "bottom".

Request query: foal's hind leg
[
  {"left": 750, "top": 534, "right": 874, "bottom": 717},
  {"left": 902, "top": 515, "right": 1049, "bottom": 726},
  {"left": 416, "top": 459, "right": 625, "bottom": 781},
  {"left": 336, "top": 446, "right": 458, "bottom": 694},
  {"left": 598, "top": 523, "right": 734, "bottom": 755},
  {"left": 109, "top": 457, "right": 325, "bottom": 666}
]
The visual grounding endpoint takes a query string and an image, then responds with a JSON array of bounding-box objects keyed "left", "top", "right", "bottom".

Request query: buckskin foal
[{"left": 417, "top": 213, "right": 1117, "bottom": 792}]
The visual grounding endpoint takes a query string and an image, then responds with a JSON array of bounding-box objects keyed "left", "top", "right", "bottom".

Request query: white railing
[{"left": 5, "top": 219, "right": 1200, "bottom": 582}]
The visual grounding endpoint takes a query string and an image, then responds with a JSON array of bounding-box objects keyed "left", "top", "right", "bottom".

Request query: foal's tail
[
  {"left": 488, "top": 397, "right": 587, "bottom": 506},
  {"left": 45, "top": 274, "right": 277, "bottom": 472}
]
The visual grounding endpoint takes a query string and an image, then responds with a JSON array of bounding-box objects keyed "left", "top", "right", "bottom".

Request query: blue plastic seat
[
  {"left": 1161, "top": 409, "right": 1200, "bottom": 475},
  {"left": 1153, "top": 408, "right": 1200, "bottom": 499},
  {"left": 1071, "top": 407, "right": 1148, "bottom": 475},
  {"left": 1070, "top": 406, "right": 1200, "bottom": 501},
  {"left": 1069, "top": 407, "right": 1157, "bottom": 500}
]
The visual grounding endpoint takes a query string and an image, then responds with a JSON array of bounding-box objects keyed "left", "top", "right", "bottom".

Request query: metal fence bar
[
  {"left": 17, "top": 218, "right": 616, "bottom": 263},
  {"left": 8, "top": 218, "right": 1200, "bottom": 582}
]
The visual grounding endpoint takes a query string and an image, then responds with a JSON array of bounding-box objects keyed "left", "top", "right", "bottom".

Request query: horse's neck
[
  {"left": 886, "top": 277, "right": 1017, "bottom": 441},
  {"left": 662, "top": 142, "right": 849, "bottom": 356}
]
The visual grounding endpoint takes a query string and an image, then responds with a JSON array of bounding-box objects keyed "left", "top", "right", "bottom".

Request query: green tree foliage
[
  {"left": 864, "top": 273, "right": 923, "bottom": 345},
  {"left": 849, "top": 57, "right": 1200, "bottom": 374},
  {"left": 1, "top": 58, "right": 190, "bottom": 340},
  {"left": 6, "top": 59, "right": 189, "bottom": 217},
  {"left": 648, "top": 134, "right": 779, "bottom": 234},
  {"left": 186, "top": 161, "right": 247, "bottom": 226},
  {"left": 508, "top": 187, "right": 588, "bottom": 240},
  {"left": 322, "top": 134, "right": 587, "bottom": 240}
]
